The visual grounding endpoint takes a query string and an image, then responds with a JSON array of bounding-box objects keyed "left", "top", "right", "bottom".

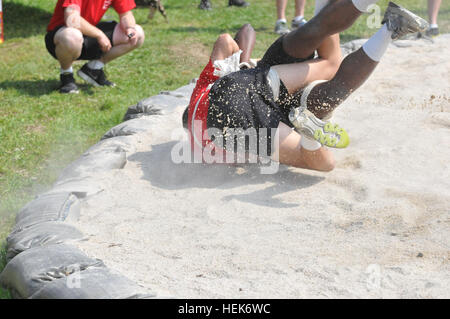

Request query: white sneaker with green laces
[{"left": 289, "top": 108, "right": 350, "bottom": 149}]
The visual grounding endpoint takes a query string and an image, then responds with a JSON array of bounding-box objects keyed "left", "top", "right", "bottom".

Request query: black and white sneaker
[
  {"left": 59, "top": 73, "right": 79, "bottom": 94},
  {"left": 77, "top": 63, "right": 116, "bottom": 87}
]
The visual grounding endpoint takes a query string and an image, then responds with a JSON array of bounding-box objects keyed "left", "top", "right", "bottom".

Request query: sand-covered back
[{"left": 69, "top": 35, "right": 450, "bottom": 298}]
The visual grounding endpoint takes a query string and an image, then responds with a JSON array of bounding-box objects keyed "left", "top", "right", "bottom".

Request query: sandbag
[
  {"left": 159, "top": 83, "right": 195, "bottom": 99},
  {"left": 6, "top": 222, "right": 84, "bottom": 262},
  {"left": 102, "top": 117, "right": 161, "bottom": 139},
  {"left": 0, "top": 244, "right": 104, "bottom": 299},
  {"left": 30, "top": 267, "right": 155, "bottom": 299},
  {"left": 122, "top": 102, "right": 163, "bottom": 122},
  {"left": 58, "top": 145, "right": 127, "bottom": 180},
  {"left": 122, "top": 94, "right": 188, "bottom": 122},
  {"left": 48, "top": 177, "right": 105, "bottom": 198},
  {"left": 13, "top": 192, "right": 80, "bottom": 233}
]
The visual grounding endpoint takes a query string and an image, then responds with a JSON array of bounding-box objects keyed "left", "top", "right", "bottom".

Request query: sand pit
[{"left": 61, "top": 36, "right": 449, "bottom": 298}]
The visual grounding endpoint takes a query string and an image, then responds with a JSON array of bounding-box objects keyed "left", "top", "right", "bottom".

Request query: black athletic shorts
[
  {"left": 207, "top": 35, "right": 314, "bottom": 155},
  {"left": 45, "top": 21, "right": 117, "bottom": 61}
]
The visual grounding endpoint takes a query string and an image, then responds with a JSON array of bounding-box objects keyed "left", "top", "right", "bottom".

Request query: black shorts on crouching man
[
  {"left": 207, "top": 35, "right": 315, "bottom": 156},
  {"left": 45, "top": 21, "right": 117, "bottom": 61}
]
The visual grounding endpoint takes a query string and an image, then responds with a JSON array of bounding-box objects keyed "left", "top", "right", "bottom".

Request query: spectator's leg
[
  {"left": 275, "top": 0, "right": 290, "bottom": 34},
  {"left": 100, "top": 24, "right": 145, "bottom": 64},
  {"left": 294, "top": 0, "right": 306, "bottom": 18},
  {"left": 53, "top": 27, "right": 83, "bottom": 69},
  {"left": 428, "top": 0, "right": 441, "bottom": 26}
]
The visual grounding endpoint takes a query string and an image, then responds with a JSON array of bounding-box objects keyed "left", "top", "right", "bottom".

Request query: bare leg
[
  {"left": 273, "top": 33, "right": 341, "bottom": 94},
  {"left": 277, "top": 0, "right": 288, "bottom": 20},
  {"left": 294, "top": 0, "right": 307, "bottom": 17},
  {"left": 234, "top": 24, "right": 256, "bottom": 63},
  {"left": 100, "top": 24, "right": 145, "bottom": 64},
  {"left": 307, "top": 48, "right": 377, "bottom": 119},
  {"left": 283, "top": 0, "right": 362, "bottom": 59},
  {"left": 54, "top": 27, "right": 83, "bottom": 69},
  {"left": 428, "top": 0, "right": 442, "bottom": 25}
]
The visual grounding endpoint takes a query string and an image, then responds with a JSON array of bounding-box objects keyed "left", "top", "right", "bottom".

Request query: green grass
[{"left": 0, "top": 0, "right": 449, "bottom": 299}]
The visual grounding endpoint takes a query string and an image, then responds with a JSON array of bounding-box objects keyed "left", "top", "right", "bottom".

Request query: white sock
[
  {"left": 277, "top": 18, "right": 287, "bottom": 24},
  {"left": 314, "top": 0, "right": 329, "bottom": 15},
  {"left": 362, "top": 24, "right": 392, "bottom": 62},
  {"left": 87, "top": 60, "right": 105, "bottom": 70},
  {"left": 293, "top": 15, "right": 304, "bottom": 22},
  {"left": 351, "top": 0, "right": 378, "bottom": 13},
  {"left": 60, "top": 66, "right": 73, "bottom": 74},
  {"left": 301, "top": 135, "right": 322, "bottom": 151},
  {"left": 430, "top": 23, "right": 438, "bottom": 29}
]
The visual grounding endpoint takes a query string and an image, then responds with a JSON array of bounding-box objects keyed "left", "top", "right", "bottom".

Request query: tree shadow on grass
[
  {"left": 0, "top": 80, "right": 95, "bottom": 96},
  {"left": 3, "top": 2, "right": 52, "bottom": 40}
]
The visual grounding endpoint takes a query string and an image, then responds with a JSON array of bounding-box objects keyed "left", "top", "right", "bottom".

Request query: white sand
[{"left": 70, "top": 36, "right": 450, "bottom": 298}]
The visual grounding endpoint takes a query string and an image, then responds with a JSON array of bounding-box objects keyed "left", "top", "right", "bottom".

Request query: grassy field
[{"left": 0, "top": 0, "right": 449, "bottom": 299}]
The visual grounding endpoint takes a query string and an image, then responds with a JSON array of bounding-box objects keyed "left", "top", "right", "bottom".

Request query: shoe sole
[
  {"left": 385, "top": 2, "right": 429, "bottom": 36},
  {"left": 289, "top": 109, "right": 349, "bottom": 149},
  {"left": 60, "top": 89, "right": 79, "bottom": 94}
]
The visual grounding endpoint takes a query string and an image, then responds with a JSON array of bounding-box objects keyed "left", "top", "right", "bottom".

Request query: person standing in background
[
  {"left": 275, "top": 0, "right": 308, "bottom": 35},
  {"left": 426, "top": 0, "right": 441, "bottom": 36}
]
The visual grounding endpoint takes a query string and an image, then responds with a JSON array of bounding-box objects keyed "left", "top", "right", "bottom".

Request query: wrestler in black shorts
[{"left": 206, "top": 35, "right": 315, "bottom": 155}]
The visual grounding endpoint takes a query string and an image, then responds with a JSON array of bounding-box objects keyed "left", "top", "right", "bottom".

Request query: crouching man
[{"left": 45, "top": 0, "right": 145, "bottom": 93}]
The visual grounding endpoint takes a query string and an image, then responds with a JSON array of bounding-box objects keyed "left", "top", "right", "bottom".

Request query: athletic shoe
[
  {"left": 198, "top": 0, "right": 212, "bottom": 10},
  {"left": 77, "top": 63, "right": 116, "bottom": 87},
  {"left": 289, "top": 108, "right": 349, "bottom": 149},
  {"left": 382, "top": 2, "right": 429, "bottom": 40},
  {"left": 59, "top": 73, "right": 79, "bottom": 94},
  {"left": 274, "top": 20, "right": 290, "bottom": 35},
  {"left": 425, "top": 27, "right": 439, "bottom": 37},
  {"left": 229, "top": 0, "right": 249, "bottom": 7},
  {"left": 291, "top": 17, "right": 307, "bottom": 29}
]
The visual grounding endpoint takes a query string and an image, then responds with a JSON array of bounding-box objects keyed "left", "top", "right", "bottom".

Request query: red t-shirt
[{"left": 47, "top": 0, "right": 136, "bottom": 32}]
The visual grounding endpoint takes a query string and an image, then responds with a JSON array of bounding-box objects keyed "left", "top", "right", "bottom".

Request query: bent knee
[
  {"left": 55, "top": 27, "right": 83, "bottom": 49},
  {"left": 133, "top": 24, "right": 145, "bottom": 48}
]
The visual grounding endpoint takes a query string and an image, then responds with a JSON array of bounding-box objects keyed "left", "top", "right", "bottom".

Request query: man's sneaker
[
  {"left": 425, "top": 27, "right": 439, "bottom": 37},
  {"left": 59, "top": 73, "right": 79, "bottom": 94},
  {"left": 291, "top": 17, "right": 307, "bottom": 29},
  {"left": 275, "top": 20, "right": 290, "bottom": 35},
  {"left": 289, "top": 108, "right": 349, "bottom": 149},
  {"left": 382, "top": 2, "right": 429, "bottom": 40},
  {"left": 229, "top": 0, "right": 249, "bottom": 8},
  {"left": 198, "top": 0, "right": 212, "bottom": 10},
  {"left": 77, "top": 63, "right": 116, "bottom": 87}
]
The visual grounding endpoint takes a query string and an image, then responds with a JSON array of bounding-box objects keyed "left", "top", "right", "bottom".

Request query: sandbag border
[{"left": 0, "top": 82, "right": 196, "bottom": 299}]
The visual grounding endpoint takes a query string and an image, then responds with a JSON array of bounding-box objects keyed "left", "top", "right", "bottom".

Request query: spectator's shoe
[
  {"left": 274, "top": 20, "right": 290, "bottom": 35},
  {"left": 289, "top": 108, "right": 349, "bottom": 149},
  {"left": 59, "top": 73, "right": 79, "bottom": 94},
  {"left": 291, "top": 17, "right": 307, "bottom": 29},
  {"left": 198, "top": 0, "right": 212, "bottom": 10},
  {"left": 425, "top": 27, "right": 439, "bottom": 37},
  {"left": 77, "top": 63, "right": 116, "bottom": 87},
  {"left": 229, "top": 0, "right": 249, "bottom": 7},
  {"left": 382, "top": 2, "right": 429, "bottom": 40}
]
